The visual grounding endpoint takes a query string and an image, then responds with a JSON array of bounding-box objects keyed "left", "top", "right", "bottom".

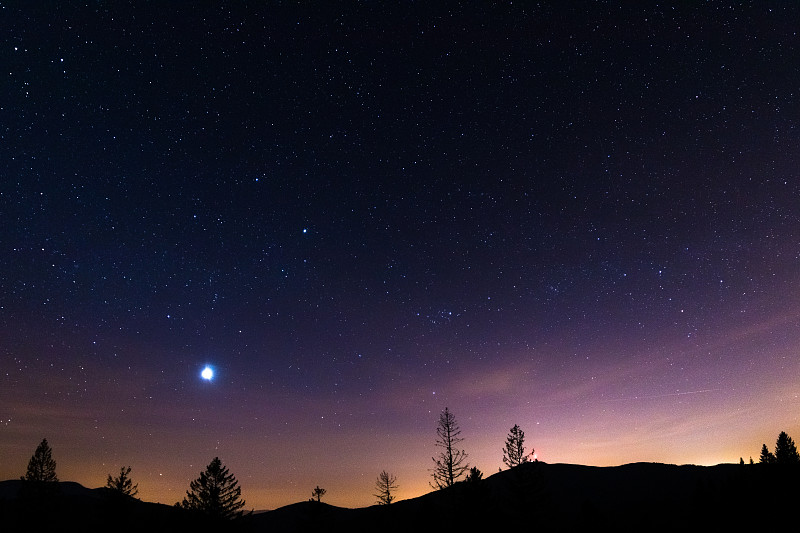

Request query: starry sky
[{"left": 2, "top": 1, "right": 800, "bottom": 510}]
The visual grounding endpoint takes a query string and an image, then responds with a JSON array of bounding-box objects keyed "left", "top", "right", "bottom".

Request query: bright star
[{"left": 201, "top": 366, "right": 214, "bottom": 381}]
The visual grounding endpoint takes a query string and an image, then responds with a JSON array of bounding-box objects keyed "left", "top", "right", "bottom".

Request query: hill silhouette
[{"left": 2, "top": 462, "right": 798, "bottom": 532}]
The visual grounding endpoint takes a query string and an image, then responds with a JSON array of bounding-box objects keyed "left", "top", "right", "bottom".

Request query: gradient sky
[{"left": 2, "top": 2, "right": 800, "bottom": 510}]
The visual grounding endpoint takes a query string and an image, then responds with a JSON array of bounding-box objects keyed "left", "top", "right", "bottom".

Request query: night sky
[{"left": 2, "top": 2, "right": 800, "bottom": 510}]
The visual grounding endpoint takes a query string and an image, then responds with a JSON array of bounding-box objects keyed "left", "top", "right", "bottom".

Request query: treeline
[
  {"left": 14, "top": 407, "right": 534, "bottom": 520},
  {"left": 755, "top": 431, "right": 800, "bottom": 464},
  {"left": 14, "top": 409, "right": 797, "bottom": 523}
]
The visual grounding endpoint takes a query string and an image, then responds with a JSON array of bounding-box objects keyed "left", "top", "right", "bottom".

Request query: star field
[{"left": 2, "top": 2, "right": 800, "bottom": 509}]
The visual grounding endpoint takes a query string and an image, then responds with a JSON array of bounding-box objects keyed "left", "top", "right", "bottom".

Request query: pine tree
[
  {"left": 431, "top": 407, "right": 469, "bottom": 489},
  {"left": 22, "top": 438, "right": 58, "bottom": 483},
  {"left": 502, "top": 424, "right": 531, "bottom": 468},
  {"left": 465, "top": 466, "right": 483, "bottom": 483},
  {"left": 311, "top": 485, "right": 326, "bottom": 502},
  {"left": 374, "top": 471, "right": 398, "bottom": 505},
  {"left": 774, "top": 431, "right": 800, "bottom": 465},
  {"left": 106, "top": 466, "right": 138, "bottom": 498},
  {"left": 19, "top": 438, "right": 59, "bottom": 506},
  {"left": 179, "top": 457, "right": 245, "bottom": 520},
  {"left": 759, "top": 443, "right": 776, "bottom": 464}
]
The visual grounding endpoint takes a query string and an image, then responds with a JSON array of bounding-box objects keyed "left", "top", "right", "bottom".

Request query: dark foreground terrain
[{"left": 2, "top": 462, "right": 797, "bottom": 532}]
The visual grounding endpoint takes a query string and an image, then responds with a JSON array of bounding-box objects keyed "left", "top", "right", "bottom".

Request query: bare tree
[
  {"left": 374, "top": 470, "right": 398, "bottom": 505},
  {"left": 431, "top": 407, "right": 469, "bottom": 489},
  {"left": 502, "top": 424, "right": 531, "bottom": 468},
  {"left": 106, "top": 466, "right": 138, "bottom": 498},
  {"left": 311, "top": 485, "right": 326, "bottom": 502}
]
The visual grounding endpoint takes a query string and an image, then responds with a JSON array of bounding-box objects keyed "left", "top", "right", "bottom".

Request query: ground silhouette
[{"left": 2, "top": 462, "right": 799, "bottom": 532}]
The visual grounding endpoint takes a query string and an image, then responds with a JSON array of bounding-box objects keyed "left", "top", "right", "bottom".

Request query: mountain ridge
[{"left": 2, "top": 462, "right": 797, "bottom": 532}]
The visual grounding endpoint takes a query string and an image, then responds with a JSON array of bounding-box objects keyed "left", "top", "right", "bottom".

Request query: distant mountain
[
  {"left": 248, "top": 461, "right": 800, "bottom": 532},
  {"left": 0, "top": 479, "right": 203, "bottom": 533},
  {"left": 2, "top": 462, "right": 798, "bottom": 532},
  {"left": 0, "top": 479, "right": 111, "bottom": 501}
]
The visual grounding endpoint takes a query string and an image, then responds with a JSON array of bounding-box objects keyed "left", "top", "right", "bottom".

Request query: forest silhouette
[{"left": 2, "top": 420, "right": 800, "bottom": 532}]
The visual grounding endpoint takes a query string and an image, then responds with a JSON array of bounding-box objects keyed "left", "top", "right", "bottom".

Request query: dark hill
[
  {"left": 0, "top": 479, "right": 214, "bottom": 533},
  {"left": 248, "top": 462, "right": 800, "bottom": 532},
  {"left": 3, "top": 463, "right": 798, "bottom": 532}
]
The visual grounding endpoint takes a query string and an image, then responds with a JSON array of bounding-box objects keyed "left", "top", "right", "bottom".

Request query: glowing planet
[{"left": 201, "top": 366, "right": 214, "bottom": 381}]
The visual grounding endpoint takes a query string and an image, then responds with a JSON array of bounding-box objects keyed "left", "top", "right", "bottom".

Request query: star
[{"left": 201, "top": 366, "right": 214, "bottom": 381}]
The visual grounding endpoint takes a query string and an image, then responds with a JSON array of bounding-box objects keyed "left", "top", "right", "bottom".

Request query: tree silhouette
[
  {"left": 431, "top": 407, "right": 469, "bottom": 489},
  {"left": 22, "top": 438, "right": 58, "bottom": 482},
  {"left": 106, "top": 466, "right": 138, "bottom": 498},
  {"left": 374, "top": 470, "right": 398, "bottom": 505},
  {"left": 311, "top": 485, "right": 326, "bottom": 502},
  {"left": 759, "top": 443, "right": 776, "bottom": 464},
  {"left": 19, "top": 438, "right": 59, "bottom": 507},
  {"left": 465, "top": 466, "right": 483, "bottom": 483},
  {"left": 774, "top": 431, "right": 800, "bottom": 465},
  {"left": 179, "top": 457, "right": 245, "bottom": 520},
  {"left": 502, "top": 424, "right": 531, "bottom": 468}
]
